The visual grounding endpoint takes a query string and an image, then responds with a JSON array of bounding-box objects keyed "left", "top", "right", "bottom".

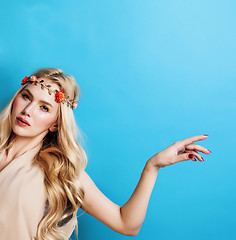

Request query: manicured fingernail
[
  {"left": 189, "top": 154, "right": 194, "bottom": 158},
  {"left": 201, "top": 157, "right": 204, "bottom": 161},
  {"left": 204, "top": 134, "right": 208, "bottom": 136},
  {"left": 208, "top": 149, "right": 211, "bottom": 153}
]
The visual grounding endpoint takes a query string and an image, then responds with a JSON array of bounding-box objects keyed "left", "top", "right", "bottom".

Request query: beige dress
[{"left": 0, "top": 143, "right": 77, "bottom": 240}]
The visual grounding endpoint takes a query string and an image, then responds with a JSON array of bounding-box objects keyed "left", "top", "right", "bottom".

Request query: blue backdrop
[{"left": 1, "top": 1, "right": 235, "bottom": 240}]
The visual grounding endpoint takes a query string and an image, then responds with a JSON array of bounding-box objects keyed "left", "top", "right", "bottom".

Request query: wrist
[{"left": 145, "top": 157, "right": 160, "bottom": 173}]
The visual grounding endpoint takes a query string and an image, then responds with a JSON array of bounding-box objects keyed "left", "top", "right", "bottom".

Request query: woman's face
[{"left": 11, "top": 77, "right": 60, "bottom": 140}]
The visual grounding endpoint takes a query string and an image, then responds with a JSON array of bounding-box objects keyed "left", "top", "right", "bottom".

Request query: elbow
[
  {"left": 122, "top": 226, "right": 141, "bottom": 237},
  {"left": 129, "top": 231, "right": 140, "bottom": 237},
  {"left": 125, "top": 230, "right": 140, "bottom": 237}
]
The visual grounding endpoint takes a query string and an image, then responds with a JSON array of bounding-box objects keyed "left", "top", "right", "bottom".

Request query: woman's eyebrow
[{"left": 23, "top": 89, "right": 54, "bottom": 108}]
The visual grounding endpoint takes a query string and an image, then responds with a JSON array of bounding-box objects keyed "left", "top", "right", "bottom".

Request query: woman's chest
[{"left": 0, "top": 164, "right": 47, "bottom": 217}]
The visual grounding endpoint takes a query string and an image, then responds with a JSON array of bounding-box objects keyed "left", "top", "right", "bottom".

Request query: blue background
[{"left": 1, "top": 1, "right": 235, "bottom": 240}]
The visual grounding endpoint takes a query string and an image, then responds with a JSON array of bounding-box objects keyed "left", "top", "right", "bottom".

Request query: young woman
[{"left": 0, "top": 68, "right": 211, "bottom": 240}]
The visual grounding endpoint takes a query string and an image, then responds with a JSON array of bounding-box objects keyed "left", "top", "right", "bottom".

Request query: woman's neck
[{"left": 5, "top": 134, "right": 43, "bottom": 160}]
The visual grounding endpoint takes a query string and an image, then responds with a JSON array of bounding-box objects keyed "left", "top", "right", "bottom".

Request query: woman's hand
[{"left": 148, "top": 135, "right": 211, "bottom": 169}]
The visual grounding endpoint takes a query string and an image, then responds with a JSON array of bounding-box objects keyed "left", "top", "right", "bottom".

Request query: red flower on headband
[
  {"left": 55, "top": 91, "right": 65, "bottom": 103},
  {"left": 21, "top": 76, "right": 29, "bottom": 85},
  {"left": 72, "top": 102, "right": 78, "bottom": 109},
  {"left": 30, "top": 75, "right": 37, "bottom": 81}
]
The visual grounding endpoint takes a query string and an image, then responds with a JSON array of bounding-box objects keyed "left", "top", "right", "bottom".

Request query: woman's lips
[{"left": 16, "top": 117, "right": 30, "bottom": 126}]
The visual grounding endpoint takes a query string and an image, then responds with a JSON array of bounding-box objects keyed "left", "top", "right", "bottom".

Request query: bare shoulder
[
  {"left": 79, "top": 170, "right": 99, "bottom": 200},
  {"left": 79, "top": 170, "right": 93, "bottom": 186}
]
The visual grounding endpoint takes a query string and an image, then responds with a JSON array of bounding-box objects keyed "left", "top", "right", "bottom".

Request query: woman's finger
[
  {"left": 185, "top": 150, "right": 197, "bottom": 161},
  {"left": 185, "top": 143, "right": 211, "bottom": 154},
  {"left": 177, "top": 135, "right": 208, "bottom": 147},
  {"left": 184, "top": 149, "right": 204, "bottom": 162},
  {"left": 176, "top": 152, "right": 204, "bottom": 163}
]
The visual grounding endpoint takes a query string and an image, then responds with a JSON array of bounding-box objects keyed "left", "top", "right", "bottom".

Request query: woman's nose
[{"left": 22, "top": 103, "right": 34, "bottom": 116}]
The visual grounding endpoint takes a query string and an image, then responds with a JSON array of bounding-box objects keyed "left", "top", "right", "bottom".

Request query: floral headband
[{"left": 21, "top": 76, "right": 78, "bottom": 109}]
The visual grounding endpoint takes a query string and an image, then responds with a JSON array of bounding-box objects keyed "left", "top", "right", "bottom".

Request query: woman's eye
[
  {"left": 41, "top": 105, "right": 49, "bottom": 112},
  {"left": 21, "top": 93, "right": 30, "bottom": 100}
]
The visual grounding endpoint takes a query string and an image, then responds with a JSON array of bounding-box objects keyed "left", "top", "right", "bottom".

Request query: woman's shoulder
[{"left": 79, "top": 170, "right": 92, "bottom": 186}]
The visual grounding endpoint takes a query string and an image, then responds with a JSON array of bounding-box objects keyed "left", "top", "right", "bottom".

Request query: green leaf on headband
[
  {"left": 46, "top": 85, "right": 51, "bottom": 88},
  {"left": 48, "top": 89, "right": 52, "bottom": 95},
  {"left": 40, "top": 80, "right": 44, "bottom": 83},
  {"left": 41, "top": 84, "right": 44, "bottom": 90}
]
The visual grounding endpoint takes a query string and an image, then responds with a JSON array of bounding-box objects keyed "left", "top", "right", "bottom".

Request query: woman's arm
[
  {"left": 80, "top": 135, "right": 210, "bottom": 236},
  {"left": 80, "top": 161, "right": 158, "bottom": 236}
]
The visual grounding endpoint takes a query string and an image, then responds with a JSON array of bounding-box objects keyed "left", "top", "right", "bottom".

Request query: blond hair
[{"left": 0, "top": 68, "right": 87, "bottom": 240}]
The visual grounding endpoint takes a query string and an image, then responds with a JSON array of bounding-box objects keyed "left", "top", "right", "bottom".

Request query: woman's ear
[{"left": 49, "top": 123, "right": 58, "bottom": 132}]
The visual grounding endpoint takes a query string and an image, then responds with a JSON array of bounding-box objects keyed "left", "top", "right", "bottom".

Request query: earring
[{"left": 49, "top": 124, "right": 58, "bottom": 132}]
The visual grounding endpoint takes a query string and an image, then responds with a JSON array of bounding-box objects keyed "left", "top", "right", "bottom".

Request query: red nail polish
[
  {"left": 204, "top": 134, "right": 208, "bottom": 136},
  {"left": 189, "top": 154, "right": 194, "bottom": 158},
  {"left": 208, "top": 149, "right": 211, "bottom": 153},
  {"left": 201, "top": 157, "right": 204, "bottom": 161}
]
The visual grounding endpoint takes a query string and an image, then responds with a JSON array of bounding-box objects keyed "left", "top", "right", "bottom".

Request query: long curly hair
[{"left": 0, "top": 68, "right": 87, "bottom": 240}]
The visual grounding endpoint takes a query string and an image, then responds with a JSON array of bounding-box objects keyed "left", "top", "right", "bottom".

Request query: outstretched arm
[{"left": 80, "top": 135, "right": 210, "bottom": 236}]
